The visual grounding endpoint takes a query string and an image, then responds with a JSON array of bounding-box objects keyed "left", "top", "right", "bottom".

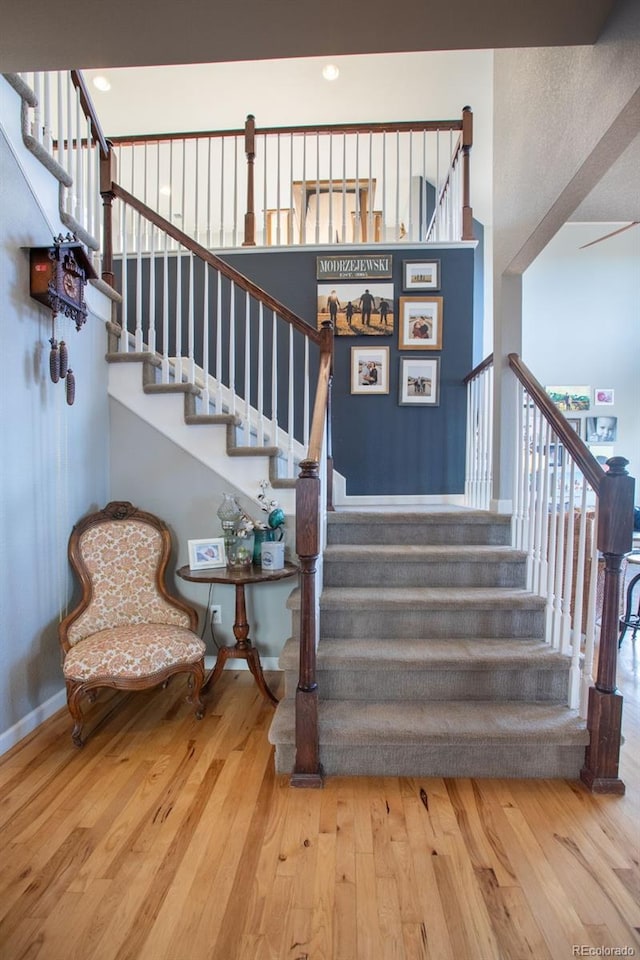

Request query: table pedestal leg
[{"left": 202, "top": 581, "right": 278, "bottom": 706}]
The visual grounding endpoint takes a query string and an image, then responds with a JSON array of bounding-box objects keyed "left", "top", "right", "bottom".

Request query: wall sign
[{"left": 316, "top": 254, "right": 393, "bottom": 280}]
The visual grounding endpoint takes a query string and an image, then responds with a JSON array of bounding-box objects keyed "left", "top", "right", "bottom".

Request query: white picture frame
[{"left": 187, "top": 537, "right": 227, "bottom": 570}]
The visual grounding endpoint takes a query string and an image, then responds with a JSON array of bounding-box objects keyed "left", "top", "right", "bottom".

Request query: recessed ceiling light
[
  {"left": 92, "top": 75, "right": 111, "bottom": 92},
  {"left": 322, "top": 64, "right": 340, "bottom": 81}
]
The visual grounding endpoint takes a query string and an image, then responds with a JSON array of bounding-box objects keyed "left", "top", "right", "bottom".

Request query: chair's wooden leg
[
  {"left": 66, "top": 680, "right": 85, "bottom": 748},
  {"left": 188, "top": 662, "right": 206, "bottom": 720}
]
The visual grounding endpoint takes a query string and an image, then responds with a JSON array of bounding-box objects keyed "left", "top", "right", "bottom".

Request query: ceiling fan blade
[{"left": 579, "top": 221, "right": 640, "bottom": 249}]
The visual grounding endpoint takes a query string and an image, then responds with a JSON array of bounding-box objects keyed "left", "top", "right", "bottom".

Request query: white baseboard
[
  {"left": 0, "top": 688, "right": 67, "bottom": 758},
  {"left": 0, "top": 659, "right": 283, "bottom": 758}
]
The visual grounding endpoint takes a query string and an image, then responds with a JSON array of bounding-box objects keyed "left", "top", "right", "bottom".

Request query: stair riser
[
  {"left": 281, "top": 667, "right": 570, "bottom": 702},
  {"left": 327, "top": 522, "right": 511, "bottom": 546},
  {"left": 293, "top": 608, "right": 545, "bottom": 640},
  {"left": 323, "top": 559, "right": 527, "bottom": 588},
  {"left": 273, "top": 742, "right": 586, "bottom": 779}
]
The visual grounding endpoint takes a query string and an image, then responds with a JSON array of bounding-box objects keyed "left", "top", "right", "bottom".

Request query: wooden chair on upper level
[{"left": 59, "top": 501, "right": 206, "bottom": 746}]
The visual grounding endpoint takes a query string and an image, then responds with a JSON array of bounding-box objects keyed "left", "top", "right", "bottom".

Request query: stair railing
[
  {"left": 291, "top": 320, "right": 334, "bottom": 787},
  {"left": 108, "top": 108, "right": 474, "bottom": 249},
  {"left": 101, "top": 163, "right": 322, "bottom": 477},
  {"left": 6, "top": 71, "right": 108, "bottom": 256},
  {"left": 508, "top": 354, "right": 634, "bottom": 794}
]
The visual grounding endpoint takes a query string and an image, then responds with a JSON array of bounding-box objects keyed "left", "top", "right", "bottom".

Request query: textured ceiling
[{"left": 0, "top": 0, "right": 616, "bottom": 72}]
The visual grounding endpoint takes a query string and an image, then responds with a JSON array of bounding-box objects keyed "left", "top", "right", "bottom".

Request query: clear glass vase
[{"left": 226, "top": 532, "right": 255, "bottom": 569}]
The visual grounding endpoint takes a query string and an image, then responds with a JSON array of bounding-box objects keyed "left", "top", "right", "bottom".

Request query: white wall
[
  {"left": 523, "top": 222, "right": 640, "bottom": 482},
  {"left": 109, "top": 400, "right": 295, "bottom": 666},
  {"left": 0, "top": 130, "right": 111, "bottom": 749}
]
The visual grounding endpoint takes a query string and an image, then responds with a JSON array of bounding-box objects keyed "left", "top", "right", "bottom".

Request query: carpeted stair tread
[
  {"left": 288, "top": 586, "right": 546, "bottom": 611},
  {"left": 324, "top": 544, "right": 525, "bottom": 561},
  {"left": 279, "top": 636, "right": 570, "bottom": 670},
  {"left": 327, "top": 510, "right": 509, "bottom": 526},
  {"left": 269, "top": 699, "right": 588, "bottom": 746}
]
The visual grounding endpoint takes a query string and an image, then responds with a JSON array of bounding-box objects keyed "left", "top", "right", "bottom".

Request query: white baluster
[
  {"left": 545, "top": 442, "right": 560, "bottom": 644},
  {"left": 147, "top": 222, "right": 156, "bottom": 354},
  {"left": 244, "top": 291, "right": 251, "bottom": 444},
  {"left": 328, "top": 134, "right": 334, "bottom": 244},
  {"left": 201, "top": 265, "right": 210, "bottom": 409},
  {"left": 342, "top": 134, "right": 347, "bottom": 244},
  {"left": 228, "top": 281, "right": 236, "bottom": 415},
  {"left": 220, "top": 138, "right": 225, "bottom": 249},
  {"left": 120, "top": 200, "right": 129, "bottom": 353},
  {"left": 56, "top": 73, "right": 63, "bottom": 169},
  {"left": 288, "top": 324, "right": 295, "bottom": 475},
  {"left": 303, "top": 335, "right": 310, "bottom": 450},
  {"left": 233, "top": 136, "right": 238, "bottom": 248},
  {"left": 206, "top": 138, "right": 212, "bottom": 249},
  {"left": 257, "top": 302, "right": 265, "bottom": 445},
  {"left": 580, "top": 499, "right": 599, "bottom": 717},
  {"left": 135, "top": 210, "right": 143, "bottom": 351},
  {"left": 560, "top": 460, "right": 576, "bottom": 655},
  {"left": 187, "top": 252, "right": 195, "bottom": 384},
  {"left": 534, "top": 420, "right": 551, "bottom": 596},
  {"left": 271, "top": 310, "right": 278, "bottom": 442},
  {"left": 174, "top": 246, "right": 183, "bottom": 383},
  {"left": 216, "top": 273, "right": 223, "bottom": 411},
  {"left": 161, "top": 233, "right": 169, "bottom": 381},
  {"left": 43, "top": 73, "right": 52, "bottom": 154},
  {"left": 569, "top": 482, "right": 589, "bottom": 707}
]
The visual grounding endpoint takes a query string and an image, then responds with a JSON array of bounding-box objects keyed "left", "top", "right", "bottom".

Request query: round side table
[{"left": 177, "top": 561, "right": 298, "bottom": 705}]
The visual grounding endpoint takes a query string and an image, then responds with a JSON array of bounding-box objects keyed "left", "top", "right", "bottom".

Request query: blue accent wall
[{"left": 221, "top": 246, "right": 475, "bottom": 496}]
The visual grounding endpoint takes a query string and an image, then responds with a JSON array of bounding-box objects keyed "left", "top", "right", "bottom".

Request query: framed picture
[
  {"left": 585, "top": 416, "right": 617, "bottom": 443},
  {"left": 403, "top": 259, "right": 440, "bottom": 291},
  {"left": 594, "top": 388, "right": 615, "bottom": 406},
  {"left": 398, "top": 357, "right": 440, "bottom": 406},
  {"left": 398, "top": 296, "right": 443, "bottom": 350},
  {"left": 351, "top": 346, "right": 390, "bottom": 394},
  {"left": 566, "top": 417, "right": 581, "bottom": 435},
  {"left": 187, "top": 537, "right": 226, "bottom": 570},
  {"left": 545, "top": 386, "right": 590, "bottom": 412},
  {"left": 318, "top": 282, "right": 394, "bottom": 336}
]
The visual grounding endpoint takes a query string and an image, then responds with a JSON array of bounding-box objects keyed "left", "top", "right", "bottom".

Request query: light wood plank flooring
[{"left": 0, "top": 641, "right": 639, "bottom": 960}]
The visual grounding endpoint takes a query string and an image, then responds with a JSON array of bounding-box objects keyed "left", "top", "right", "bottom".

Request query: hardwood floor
[{"left": 0, "top": 644, "right": 639, "bottom": 960}]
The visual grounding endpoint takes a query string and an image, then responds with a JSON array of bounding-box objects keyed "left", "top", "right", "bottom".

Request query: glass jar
[{"left": 226, "top": 531, "right": 255, "bottom": 569}]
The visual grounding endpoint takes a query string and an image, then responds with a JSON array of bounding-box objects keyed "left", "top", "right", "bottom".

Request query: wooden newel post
[
  {"left": 243, "top": 114, "right": 256, "bottom": 247},
  {"left": 581, "top": 456, "right": 635, "bottom": 795},
  {"left": 99, "top": 142, "right": 117, "bottom": 288},
  {"left": 461, "top": 105, "right": 474, "bottom": 242},
  {"left": 320, "top": 320, "right": 335, "bottom": 512},
  {"left": 291, "top": 459, "right": 323, "bottom": 787}
]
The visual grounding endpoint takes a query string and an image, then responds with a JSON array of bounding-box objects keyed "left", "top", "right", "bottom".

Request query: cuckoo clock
[{"left": 29, "top": 234, "right": 97, "bottom": 404}]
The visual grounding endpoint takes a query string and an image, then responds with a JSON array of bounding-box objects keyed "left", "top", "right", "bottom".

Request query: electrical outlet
[{"left": 210, "top": 604, "right": 222, "bottom": 625}]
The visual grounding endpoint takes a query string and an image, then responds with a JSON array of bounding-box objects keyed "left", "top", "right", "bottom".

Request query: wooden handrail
[
  {"left": 106, "top": 117, "right": 464, "bottom": 147},
  {"left": 463, "top": 352, "right": 493, "bottom": 384},
  {"left": 108, "top": 181, "right": 321, "bottom": 345},
  {"left": 307, "top": 349, "right": 332, "bottom": 466},
  {"left": 70, "top": 71, "right": 109, "bottom": 158},
  {"left": 508, "top": 353, "right": 604, "bottom": 493}
]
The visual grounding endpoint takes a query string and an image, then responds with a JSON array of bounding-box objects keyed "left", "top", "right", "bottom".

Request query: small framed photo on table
[
  {"left": 398, "top": 297, "right": 443, "bottom": 350},
  {"left": 188, "top": 537, "right": 226, "bottom": 570}
]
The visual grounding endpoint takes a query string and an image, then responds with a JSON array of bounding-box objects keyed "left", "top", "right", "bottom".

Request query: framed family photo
[
  {"left": 187, "top": 537, "right": 227, "bottom": 570},
  {"left": 398, "top": 357, "right": 440, "bottom": 406},
  {"left": 398, "top": 297, "right": 443, "bottom": 350},
  {"left": 403, "top": 259, "right": 440, "bottom": 291},
  {"left": 351, "top": 346, "right": 390, "bottom": 395}
]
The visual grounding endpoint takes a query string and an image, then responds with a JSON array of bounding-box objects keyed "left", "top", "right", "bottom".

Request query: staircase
[{"left": 270, "top": 510, "right": 590, "bottom": 779}]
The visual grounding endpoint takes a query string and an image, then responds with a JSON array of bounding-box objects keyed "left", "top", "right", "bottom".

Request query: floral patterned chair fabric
[{"left": 59, "top": 501, "right": 206, "bottom": 746}]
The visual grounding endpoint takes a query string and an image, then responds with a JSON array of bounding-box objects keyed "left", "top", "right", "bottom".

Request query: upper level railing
[
  {"left": 108, "top": 109, "right": 474, "bottom": 250},
  {"left": 7, "top": 71, "right": 107, "bottom": 255},
  {"left": 465, "top": 352, "right": 635, "bottom": 793},
  {"left": 8, "top": 69, "right": 474, "bottom": 255}
]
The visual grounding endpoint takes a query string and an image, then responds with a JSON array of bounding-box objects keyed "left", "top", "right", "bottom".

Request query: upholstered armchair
[{"left": 59, "top": 501, "right": 206, "bottom": 746}]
